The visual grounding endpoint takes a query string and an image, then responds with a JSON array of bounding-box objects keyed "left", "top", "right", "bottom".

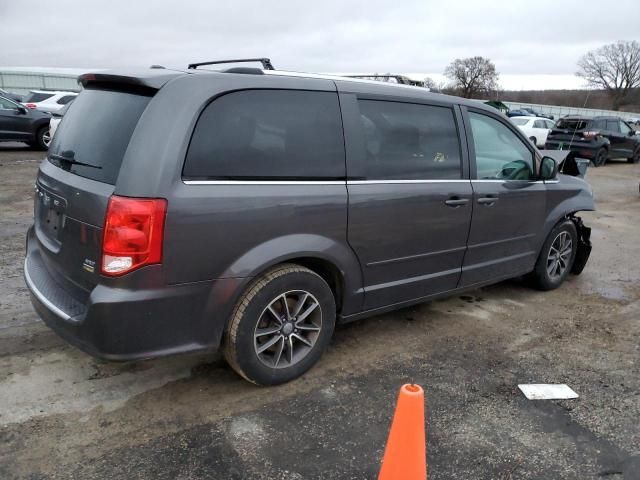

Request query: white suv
[
  {"left": 510, "top": 116, "right": 556, "bottom": 148},
  {"left": 22, "top": 90, "right": 77, "bottom": 113}
]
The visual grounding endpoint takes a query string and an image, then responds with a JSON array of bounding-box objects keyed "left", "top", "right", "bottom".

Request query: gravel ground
[{"left": 0, "top": 142, "right": 639, "bottom": 479}]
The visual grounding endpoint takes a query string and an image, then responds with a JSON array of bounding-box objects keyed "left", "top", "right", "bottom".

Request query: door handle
[
  {"left": 477, "top": 195, "right": 498, "bottom": 205},
  {"left": 444, "top": 197, "right": 469, "bottom": 207}
]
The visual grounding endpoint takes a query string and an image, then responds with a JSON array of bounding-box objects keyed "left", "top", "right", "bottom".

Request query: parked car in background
[
  {"left": 545, "top": 116, "right": 640, "bottom": 166},
  {"left": 510, "top": 116, "right": 555, "bottom": 147},
  {"left": 24, "top": 63, "right": 595, "bottom": 386},
  {"left": 0, "top": 95, "right": 51, "bottom": 149},
  {"left": 508, "top": 107, "right": 554, "bottom": 120},
  {"left": 0, "top": 87, "right": 23, "bottom": 102},
  {"left": 48, "top": 102, "right": 72, "bottom": 143},
  {"left": 22, "top": 90, "right": 77, "bottom": 113}
]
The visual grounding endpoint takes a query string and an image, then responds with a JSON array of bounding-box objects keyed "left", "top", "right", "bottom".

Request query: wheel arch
[
  {"left": 538, "top": 186, "right": 594, "bottom": 257},
  {"left": 218, "top": 233, "right": 364, "bottom": 317}
]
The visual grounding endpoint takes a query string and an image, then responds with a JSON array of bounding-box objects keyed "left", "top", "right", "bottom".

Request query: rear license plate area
[{"left": 35, "top": 184, "right": 67, "bottom": 246}]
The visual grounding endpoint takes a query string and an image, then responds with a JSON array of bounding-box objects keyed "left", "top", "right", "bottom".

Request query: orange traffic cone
[{"left": 378, "top": 384, "right": 427, "bottom": 480}]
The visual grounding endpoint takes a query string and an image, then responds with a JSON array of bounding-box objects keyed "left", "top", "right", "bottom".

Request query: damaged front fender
[{"left": 570, "top": 216, "right": 592, "bottom": 275}]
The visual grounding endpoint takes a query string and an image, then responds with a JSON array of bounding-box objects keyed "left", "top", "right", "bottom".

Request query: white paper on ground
[{"left": 518, "top": 384, "right": 579, "bottom": 400}]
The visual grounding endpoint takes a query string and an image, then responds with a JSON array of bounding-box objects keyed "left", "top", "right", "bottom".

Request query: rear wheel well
[{"left": 279, "top": 257, "right": 344, "bottom": 314}]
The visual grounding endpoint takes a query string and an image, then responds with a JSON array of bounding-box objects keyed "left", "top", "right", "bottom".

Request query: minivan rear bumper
[{"left": 25, "top": 227, "right": 240, "bottom": 360}]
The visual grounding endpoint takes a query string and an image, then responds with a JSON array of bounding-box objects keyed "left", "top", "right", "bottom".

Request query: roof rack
[
  {"left": 343, "top": 74, "right": 424, "bottom": 87},
  {"left": 188, "top": 58, "right": 275, "bottom": 71}
]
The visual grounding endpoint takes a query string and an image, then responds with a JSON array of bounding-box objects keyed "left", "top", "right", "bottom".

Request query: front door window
[{"left": 469, "top": 112, "right": 535, "bottom": 180}]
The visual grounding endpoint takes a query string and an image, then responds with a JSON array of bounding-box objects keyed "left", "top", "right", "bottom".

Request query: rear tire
[
  {"left": 593, "top": 147, "right": 607, "bottom": 167},
  {"left": 35, "top": 126, "right": 50, "bottom": 150},
  {"left": 530, "top": 219, "right": 578, "bottom": 291},
  {"left": 627, "top": 146, "right": 640, "bottom": 164},
  {"left": 223, "top": 264, "right": 336, "bottom": 385}
]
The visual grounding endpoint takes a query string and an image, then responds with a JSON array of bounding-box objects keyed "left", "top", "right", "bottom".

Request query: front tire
[
  {"left": 593, "top": 147, "right": 607, "bottom": 167},
  {"left": 530, "top": 220, "right": 578, "bottom": 291},
  {"left": 223, "top": 264, "right": 336, "bottom": 385},
  {"left": 627, "top": 146, "right": 640, "bottom": 164},
  {"left": 35, "top": 126, "right": 50, "bottom": 150}
]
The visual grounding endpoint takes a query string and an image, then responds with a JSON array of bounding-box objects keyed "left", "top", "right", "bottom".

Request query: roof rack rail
[
  {"left": 187, "top": 58, "right": 275, "bottom": 71},
  {"left": 343, "top": 74, "right": 424, "bottom": 87}
]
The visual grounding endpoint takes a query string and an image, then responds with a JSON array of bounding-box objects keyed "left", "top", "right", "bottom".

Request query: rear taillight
[
  {"left": 582, "top": 131, "right": 600, "bottom": 139},
  {"left": 25, "top": 103, "right": 37, "bottom": 109},
  {"left": 101, "top": 195, "right": 167, "bottom": 276}
]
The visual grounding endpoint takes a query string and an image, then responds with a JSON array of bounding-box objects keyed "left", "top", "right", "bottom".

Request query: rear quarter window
[
  {"left": 47, "top": 89, "right": 151, "bottom": 185},
  {"left": 183, "top": 90, "right": 345, "bottom": 180}
]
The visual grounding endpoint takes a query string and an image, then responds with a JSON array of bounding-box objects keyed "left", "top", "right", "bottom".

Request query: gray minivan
[{"left": 24, "top": 61, "right": 594, "bottom": 385}]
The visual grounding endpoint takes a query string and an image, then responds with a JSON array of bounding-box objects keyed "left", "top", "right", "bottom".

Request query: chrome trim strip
[
  {"left": 23, "top": 258, "right": 72, "bottom": 321},
  {"left": 471, "top": 179, "right": 549, "bottom": 184},
  {"left": 183, "top": 179, "right": 554, "bottom": 186},
  {"left": 183, "top": 179, "right": 473, "bottom": 185},
  {"left": 183, "top": 180, "right": 346, "bottom": 186},
  {"left": 348, "top": 179, "right": 470, "bottom": 185}
]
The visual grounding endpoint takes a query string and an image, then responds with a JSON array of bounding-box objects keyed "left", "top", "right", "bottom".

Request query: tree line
[{"left": 427, "top": 40, "right": 640, "bottom": 111}]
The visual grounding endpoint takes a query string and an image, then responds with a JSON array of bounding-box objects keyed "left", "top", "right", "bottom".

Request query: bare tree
[
  {"left": 577, "top": 40, "right": 640, "bottom": 110},
  {"left": 423, "top": 76, "right": 446, "bottom": 92},
  {"left": 444, "top": 57, "right": 499, "bottom": 98}
]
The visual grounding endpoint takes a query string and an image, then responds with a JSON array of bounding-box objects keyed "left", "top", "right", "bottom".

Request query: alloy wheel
[
  {"left": 546, "top": 231, "right": 572, "bottom": 281},
  {"left": 254, "top": 290, "right": 322, "bottom": 369},
  {"left": 42, "top": 129, "right": 52, "bottom": 147}
]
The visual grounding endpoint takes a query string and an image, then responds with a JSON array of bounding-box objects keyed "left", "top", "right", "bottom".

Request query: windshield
[
  {"left": 47, "top": 89, "right": 151, "bottom": 185},
  {"left": 556, "top": 119, "right": 589, "bottom": 130},
  {"left": 511, "top": 118, "right": 530, "bottom": 126}
]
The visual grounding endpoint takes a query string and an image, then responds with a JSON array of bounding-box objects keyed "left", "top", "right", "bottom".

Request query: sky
[{"left": 1, "top": 0, "right": 639, "bottom": 90}]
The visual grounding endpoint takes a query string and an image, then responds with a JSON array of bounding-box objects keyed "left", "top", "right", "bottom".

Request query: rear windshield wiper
[{"left": 49, "top": 153, "right": 102, "bottom": 170}]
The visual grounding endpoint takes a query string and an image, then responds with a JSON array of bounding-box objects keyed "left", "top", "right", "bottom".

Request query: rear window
[
  {"left": 183, "top": 90, "right": 345, "bottom": 180},
  {"left": 47, "top": 89, "right": 151, "bottom": 185},
  {"left": 24, "top": 92, "right": 55, "bottom": 103},
  {"left": 555, "top": 119, "right": 589, "bottom": 130}
]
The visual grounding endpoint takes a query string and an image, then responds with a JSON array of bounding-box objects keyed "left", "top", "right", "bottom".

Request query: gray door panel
[
  {"left": 347, "top": 181, "right": 473, "bottom": 308},
  {"left": 461, "top": 108, "right": 547, "bottom": 286},
  {"left": 341, "top": 95, "right": 472, "bottom": 310},
  {"left": 461, "top": 180, "right": 546, "bottom": 285}
]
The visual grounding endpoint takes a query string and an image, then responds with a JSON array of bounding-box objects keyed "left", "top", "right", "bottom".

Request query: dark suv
[
  {"left": 545, "top": 116, "right": 640, "bottom": 166},
  {"left": 0, "top": 95, "right": 51, "bottom": 149},
  {"left": 24, "top": 61, "right": 595, "bottom": 385}
]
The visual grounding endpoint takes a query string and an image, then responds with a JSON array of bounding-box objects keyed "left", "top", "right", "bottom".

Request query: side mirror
[
  {"left": 539, "top": 156, "right": 558, "bottom": 180},
  {"left": 628, "top": 130, "right": 635, "bottom": 136},
  {"left": 16, "top": 106, "right": 28, "bottom": 114}
]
